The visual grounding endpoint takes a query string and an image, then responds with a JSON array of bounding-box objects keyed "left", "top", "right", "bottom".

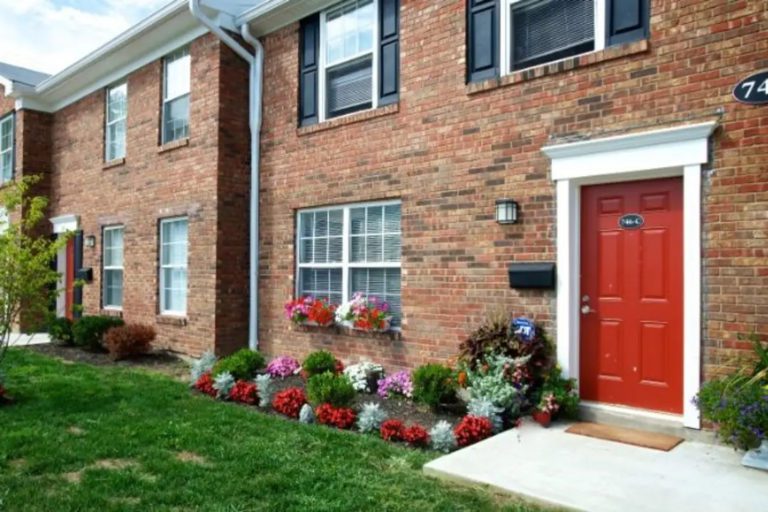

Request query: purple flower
[
  {"left": 377, "top": 371, "right": 413, "bottom": 399},
  {"left": 267, "top": 356, "right": 301, "bottom": 378}
]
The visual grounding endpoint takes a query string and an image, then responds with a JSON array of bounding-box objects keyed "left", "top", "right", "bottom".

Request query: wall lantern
[
  {"left": 495, "top": 199, "right": 519, "bottom": 225},
  {"left": 84, "top": 235, "right": 96, "bottom": 248}
]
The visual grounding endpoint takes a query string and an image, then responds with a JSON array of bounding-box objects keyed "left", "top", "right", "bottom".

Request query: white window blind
[{"left": 160, "top": 217, "right": 188, "bottom": 315}]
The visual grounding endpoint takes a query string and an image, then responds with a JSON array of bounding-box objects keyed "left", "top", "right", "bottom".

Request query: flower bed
[{"left": 188, "top": 315, "right": 580, "bottom": 453}]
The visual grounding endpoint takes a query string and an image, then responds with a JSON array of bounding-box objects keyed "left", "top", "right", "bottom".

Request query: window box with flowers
[
  {"left": 284, "top": 296, "right": 337, "bottom": 327},
  {"left": 335, "top": 292, "right": 393, "bottom": 332}
]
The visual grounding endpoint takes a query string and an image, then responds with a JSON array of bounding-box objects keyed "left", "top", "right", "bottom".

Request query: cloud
[{"left": 0, "top": 0, "right": 172, "bottom": 75}]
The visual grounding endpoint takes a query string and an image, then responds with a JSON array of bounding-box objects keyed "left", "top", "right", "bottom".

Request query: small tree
[{"left": 0, "top": 176, "right": 68, "bottom": 372}]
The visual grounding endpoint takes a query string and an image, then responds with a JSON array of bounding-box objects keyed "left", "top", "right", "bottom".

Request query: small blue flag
[{"left": 512, "top": 317, "right": 536, "bottom": 342}]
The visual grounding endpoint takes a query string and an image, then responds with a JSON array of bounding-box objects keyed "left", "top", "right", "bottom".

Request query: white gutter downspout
[{"left": 188, "top": 0, "right": 263, "bottom": 351}]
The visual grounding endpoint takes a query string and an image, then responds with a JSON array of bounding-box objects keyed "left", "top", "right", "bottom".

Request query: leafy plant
[
  {"left": 229, "top": 381, "right": 259, "bottom": 405},
  {"left": 454, "top": 416, "right": 493, "bottom": 447},
  {"left": 72, "top": 315, "right": 125, "bottom": 351},
  {"left": 302, "top": 350, "right": 338, "bottom": 378},
  {"left": 467, "top": 397, "right": 504, "bottom": 433},
  {"left": 190, "top": 351, "right": 217, "bottom": 385},
  {"left": 412, "top": 363, "right": 456, "bottom": 410},
  {"left": 403, "top": 425, "right": 430, "bottom": 448},
  {"left": 315, "top": 404, "right": 357, "bottom": 429},
  {"left": 212, "top": 349, "right": 265, "bottom": 380},
  {"left": 104, "top": 323, "right": 156, "bottom": 361},
  {"left": 377, "top": 371, "right": 413, "bottom": 399},
  {"left": 536, "top": 365, "right": 579, "bottom": 419},
  {"left": 272, "top": 388, "right": 306, "bottom": 418},
  {"left": 466, "top": 353, "right": 529, "bottom": 414},
  {"left": 47, "top": 316, "right": 74, "bottom": 346},
  {"left": 343, "top": 362, "right": 384, "bottom": 393},
  {"left": 306, "top": 372, "right": 356, "bottom": 407},
  {"left": 380, "top": 419, "right": 405, "bottom": 442},
  {"left": 357, "top": 402, "right": 388, "bottom": 434},
  {"left": 299, "top": 403, "right": 315, "bottom": 424},
  {"left": 194, "top": 373, "right": 216, "bottom": 397},
  {"left": 254, "top": 374, "right": 273, "bottom": 408},
  {"left": 266, "top": 355, "right": 301, "bottom": 378},
  {"left": 213, "top": 372, "right": 235, "bottom": 399},
  {"left": 429, "top": 420, "right": 457, "bottom": 453}
]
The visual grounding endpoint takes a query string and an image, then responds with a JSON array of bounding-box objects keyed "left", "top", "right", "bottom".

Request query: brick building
[{"left": 0, "top": 0, "right": 766, "bottom": 431}]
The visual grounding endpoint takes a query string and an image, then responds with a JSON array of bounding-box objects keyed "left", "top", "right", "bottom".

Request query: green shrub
[
  {"left": 47, "top": 316, "right": 74, "bottom": 346},
  {"left": 412, "top": 363, "right": 457, "bottom": 410},
  {"left": 306, "top": 372, "right": 356, "bottom": 407},
  {"left": 72, "top": 315, "right": 125, "bottom": 351},
  {"left": 697, "top": 378, "right": 767, "bottom": 450},
  {"left": 302, "top": 350, "right": 337, "bottom": 378},
  {"left": 212, "top": 349, "right": 265, "bottom": 380}
]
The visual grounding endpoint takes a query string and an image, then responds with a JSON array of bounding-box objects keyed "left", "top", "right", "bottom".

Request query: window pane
[
  {"left": 1, "top": 152, "right": 12, "bottom": 182},
  {"left": 365, "top": 235, "right": 383, "bottom": 262},
  {"left": 350, "top": 235, "right": 365, "bottom": 262},
  {"left": 383, "top": 234, "right": 401, "bottom": 262},
  {"left": 300, "top": 212, "right": 314, "bottom": 237},
  {"left": 163, "top": 268, "right": 187, "bottom": 312},
  {"left": 350, "top": 268, "right": 401, "bottom": 327},
  {"left": 0, "top": 117, "right": 12, "bottom": 149},
  {"left": 511, "top": 0, "right": 595, "bottom": 70},
  {"left": 299, "top": 268, "right": 342, "bottom": 305},
  {"left": 160, "top": 218, "right": 188, "bottom": 314},
  {"left": 165, "top": 48, "right": 190, "bottom": 100},
  {"left": 314, "top": 237, "right": 328, "bottom": 263},
  {"left": 384, "top": 204, "right": 401, "bottom": 232},
  {"left": 300, "top": 238, "right": 314, "bottom": 264},
  {"left": 107, "top": 120, "right": 126, "bottom": 161},
  {"left": 163, "top": 94, "right": 190, "bottom": 143},
  {"left": 325, "top": 0, "right": 374, "bottom": 65},
  {"left": 104, "top": 269, "right": 123, "bottom": 308},
  {"left": 314, "top": 211, "right": 328, "bottom": 237},
  {"left": 107, "top": 84, "right": 127, "bottom": 123},
  {"left": 327, "top": 56, "right": 372, "bottom": 118},
  {"left": 350, "top": 207, "right": 365, "bottom": 235}
]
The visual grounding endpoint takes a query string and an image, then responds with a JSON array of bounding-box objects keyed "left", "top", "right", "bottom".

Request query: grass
[{"left": 0, "top": 350, "right": 544, "bottom": 512}]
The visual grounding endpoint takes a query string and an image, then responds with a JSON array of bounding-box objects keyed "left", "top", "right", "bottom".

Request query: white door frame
[
  {"left": 50, "top": 215, "right": 79, "bottom": 318},
  {"left": 542, "top": 121, "right": 717, "bottom": 429}
]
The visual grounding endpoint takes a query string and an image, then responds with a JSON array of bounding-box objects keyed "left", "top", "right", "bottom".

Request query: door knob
[{"left": 581, "top": 305, "right": 596, "bottom": 315}]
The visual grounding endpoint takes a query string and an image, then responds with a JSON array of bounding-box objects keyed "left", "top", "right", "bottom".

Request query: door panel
[{"left": 580, "top": 177, "right": 683, "bottom": 413}]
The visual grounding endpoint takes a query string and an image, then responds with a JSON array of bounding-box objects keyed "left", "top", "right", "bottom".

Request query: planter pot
[
  {"left": 438, "top": 401, "right": 467, "bottom": 416},
  {"left": 532, "top": 410, "right": 552, "bottom": 428},
  {"left": 742, "top": 440, "right": 768, "bottom": 472},
  {"left": 365, "top": 371, "right": 383, "bottom": 394}
]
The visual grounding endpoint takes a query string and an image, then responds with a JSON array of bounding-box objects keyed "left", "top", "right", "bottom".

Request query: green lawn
[{"left": 0, "top": 350, "right": 542, "bottom": 512}]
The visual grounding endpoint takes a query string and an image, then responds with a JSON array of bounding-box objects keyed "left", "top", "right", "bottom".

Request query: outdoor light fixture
[
  {"left": 495, "top": 199, "right": 519, "bottom": 225},
  {"left": 84, "top": 235, "right": 96, "bottom": 248}
]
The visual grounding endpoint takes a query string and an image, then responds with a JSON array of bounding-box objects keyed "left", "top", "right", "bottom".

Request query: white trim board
[
  {"left": 542, "top": 121, "right": 717, "bottom": 430},
  {"left": 50, "top": 214, "right": 80, "bottom": 234}
]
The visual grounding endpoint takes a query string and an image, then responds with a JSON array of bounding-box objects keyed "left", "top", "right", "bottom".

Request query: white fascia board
[
  {"left": 50, "top": 214, "right": 80, "bottom": 234},
  {"left": 237, "top": 0, "right": 340, "bottom": 36}
]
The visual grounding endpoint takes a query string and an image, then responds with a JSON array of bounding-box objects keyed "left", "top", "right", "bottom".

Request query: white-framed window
[
  {"left": 0, "top": 114, "right": 14, "bottom": 184},
  {"left": 159, "top": 217, "right": 188, "bottom": 315},
  {"left": 296, "top": 200, "right": 402, "bottom": 326},
  {"left": 319, "top": 0, "right": 379, "bottom": 121},
  {"left": 102, "top": 226, "right": 124, "bottom": 309},
  {"left": 500, "top": 0, "right": 606, "bottom": 74},
  {"left": 0, "top": 207, "right": 8, "bottom": 236},
  {"left": 162, "top": 47, "right": 190, "bottom": 144},
  {"left": 105, "top": 82, "right": 127, "bottom": 161}
]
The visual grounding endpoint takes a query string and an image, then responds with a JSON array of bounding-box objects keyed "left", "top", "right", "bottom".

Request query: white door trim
[{"left": 542, "top": 121, "right": 717, "bottom": 429}]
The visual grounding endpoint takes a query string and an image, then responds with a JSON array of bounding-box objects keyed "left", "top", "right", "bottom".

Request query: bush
[
  {"left": 380, "top": 419, "right": 405, "bottom": 442},
  {"left": 229, "top": 381, "right": 259, "bottom": 405},
  {"left": 212, "top": 349, "right": 265, "bottom": 380},
  {"left": 357, "top": 402, "right": 388, "bottom": 434},
  {"left": 536, "top": 365, "right": 580, "bottom": 420},
  {"left": 306, "top": 372, "right": 356, "bottom": 407},
  {"left": 104, "top": 323, "right": 156, "bottom": 360},
  {"left": 272, "top": 388, "right": 307, "bottom": 418},
  {"left": 454, "top": 415, "right": 493, "bottom": 447},
  {"left": 403, "top": 424, "right": 430, "bottom": 448},
  {"left": 72, "top": 315, "right": 125, "bottom": 351},
  {"left": 429, "top": 420, "right": 457, "bottom": 453},
  {"left": 315, "top": 404, "right": 357, "bottom": 429},
  {"left": 412, "top": 364, "right": 456, "bottom": 410},
  {"left": 47, "top": 316, "right": 74, "bottom": 346},
  {"left": 697, "top": 378, "right": 767, "bottom": 450},
  {"left": 302, "top": 350, "right": 338, "bottom": 378}
]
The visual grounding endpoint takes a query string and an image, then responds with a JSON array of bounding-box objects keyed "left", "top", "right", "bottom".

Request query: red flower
[
  {"left": 194, "top": 373, "right": 217, "bottom": 398},
  {"left": 403, "top": 424, "right": 430, "bottom": 447},
  {"left": 308, "top": 301, "right": 336, "bottom": 326},
  {"left": 229, "top": 381, "right": 259, "bottom": 405},
  {"left": 316, "top": 403, "right": 357, "bottom": 430},
  {"left": 272, "top": 387, "right": 307, "bottom": 418},
  {"left": 334, "top": 359, "right": 345, "bottom": 374},
  {"left": 380, "top": 419, "right": 406, "bottom": 442},
  {"left": 454, "top": 415, "right": 493, "bottom": 447}
]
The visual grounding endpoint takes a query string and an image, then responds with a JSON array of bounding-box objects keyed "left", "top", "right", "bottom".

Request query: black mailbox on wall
[
  {"left": 508, "top": 263, "right": 556, "bottom": 290},
  {"left": 77, "top": 267, "right": 94, "bottom": 283}
]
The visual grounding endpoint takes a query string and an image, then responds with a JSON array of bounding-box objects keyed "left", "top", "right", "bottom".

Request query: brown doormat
[{"left": 566, "top": 422, "right": 684, "bottom": 452}]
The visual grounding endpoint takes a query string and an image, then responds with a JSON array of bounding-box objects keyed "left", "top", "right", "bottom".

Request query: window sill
[
  {"left": 102, "top": 158, "right": 125, "bottom": 170},
  {"left": 467, "top": 39, "right": 650, "bottom": 96},
  {"left": 100, "top": 308, "right": 123, "bottom": 318},
  {"left": 158, "top": 138, "right": 190, "bottom": 154},
  {"left": 156, "top": 314, "right": 188, "bottom": 327},
  {"left": 293, "top": 323, "right": 403, "bottom": 342},
  {"left": 298, "top": 103, "right": 399, "bottom": 136}
]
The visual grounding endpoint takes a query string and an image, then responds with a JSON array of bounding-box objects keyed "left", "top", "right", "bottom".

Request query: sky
[{"left": 0, "top": 0, "right": 172, "bottom": 75}]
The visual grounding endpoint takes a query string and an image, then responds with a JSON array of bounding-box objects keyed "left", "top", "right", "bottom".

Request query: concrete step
[{"left": 578, "top": 401, "right": 718, "bottom": 444}]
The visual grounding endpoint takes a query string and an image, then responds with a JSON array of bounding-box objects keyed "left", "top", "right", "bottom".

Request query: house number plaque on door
[{"left": 618, "top": 213, "right": 644, "bottom": 229}]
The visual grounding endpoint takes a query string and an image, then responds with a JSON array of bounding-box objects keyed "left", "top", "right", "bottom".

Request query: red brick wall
[
  {"left": 43, "top": 34, "right": 250, "bottom": 357},
  {"left": 256, "top": 0, "right": 768, "bottom": 377}
]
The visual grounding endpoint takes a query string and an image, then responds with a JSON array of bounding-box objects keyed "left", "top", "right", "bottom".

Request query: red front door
[
  {"left": 65, "top": 237, "right": 75, "bottom": 320},
  {"left": 580, "top": 177, "right": 683, "bottom": 414}
]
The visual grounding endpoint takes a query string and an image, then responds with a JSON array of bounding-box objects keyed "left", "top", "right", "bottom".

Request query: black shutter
[
  {"left": 467, "top": 0, "right": 499, "bottom": 83},
  {"left": 73, "top": 230, "right": 84, "bottom": 319},
  {"left": 606, "top": 0, "right": 649, "bottom": 47},
  {"left": 299, "top": 14, "right": 320, "bottom": 127},
  {"left": 378, "top": 0, "right": 400, "bottom": 106}
]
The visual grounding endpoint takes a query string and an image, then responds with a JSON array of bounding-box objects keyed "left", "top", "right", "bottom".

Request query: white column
[
  {"left": 556, "top": 179, "right": 579, "bottom": 383},
  {"left": 683, "top": 164, "right": 702, "bottom": 429}
]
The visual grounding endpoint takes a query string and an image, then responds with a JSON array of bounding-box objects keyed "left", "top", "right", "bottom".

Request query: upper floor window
[
  {"left": 0, "top": 207, "right": 8, "bottom": 235},
  {"left": 102, "top": 225, "right": 124, "bottom": 309},
  {"left": 467, "top": 0, "right": 649, "bottom": 82},
  {"left": 162, "top": 47, "right": 190, "bottom": 144},
  {"left": 159, "top": 217, "right": 188, "bottom": 315},
  {"left": 0, "top": 114, "right": 14, "bottom": 184},
  {"left": 105, "top": 83, "right": 127, "bottom": 161},
  {"left": 297, "top": 201, "right": 402, "bottom": 327},
  {"left": 299, "top": 0, "right": 400, "bottom": 126}
]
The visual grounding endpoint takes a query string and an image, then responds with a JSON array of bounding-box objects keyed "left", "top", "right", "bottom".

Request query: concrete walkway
[
  {"left": 424, "top": 421, "right": 768, "bottom": 512},
  {"left": 8, "top": 333, "right": 50, "bottom": 346}
]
